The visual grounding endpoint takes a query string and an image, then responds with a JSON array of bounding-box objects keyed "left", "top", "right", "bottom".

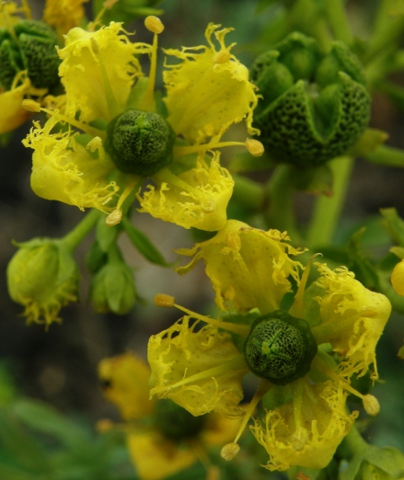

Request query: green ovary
[
  {"left": 0, "top": 19, "right": 61, "bottom": 90},
  {"left": 244, "top": 310, "right": 317, "bottom": 385},
  {"left": 105, "top": 109, "right": 175, "bottom": 176}
]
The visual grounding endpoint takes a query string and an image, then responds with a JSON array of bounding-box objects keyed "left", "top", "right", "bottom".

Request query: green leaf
[
  {"left": 289, "top": 163, "right": 333, "bottom": 196},
  {"left": 0, "top": 409, "right": 50, "bottom": 473},
  {"left": 122, "top": 218, "right": 172, "bottom": 267},
  {"left": 11, "top": 399, "right": 90, "bottom": 450}
]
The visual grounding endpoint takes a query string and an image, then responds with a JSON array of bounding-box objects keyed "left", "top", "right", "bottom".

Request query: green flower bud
[
  {"left": 7, "top": 238, "right": 79, "bottom": 327},
  {"left": 251, "top": 33, "right": 370, "bottom": 167},
  {"left": 154, "top": 398, "right": 205, "bottom": 441},
  {"left": 243, "top": 310, "right": 317, "bottom": 385},
  {"left": 105, "top": 109, "right": 175, "bottom": 176},
  {"left": 90, "top": 262, "right": 136, "bottom": 315},
  {"left": 0, "top": 20, "right": 61, "bottom": 91}
]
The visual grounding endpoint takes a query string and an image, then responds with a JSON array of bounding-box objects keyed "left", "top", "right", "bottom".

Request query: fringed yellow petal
[
  {"left": 163, "top": 23, "right": 260, "bottom": 143},
  {"left": 98, "top": 352, "right": 155, "bottom": 421},
  {"left": 312, "top": 264, "right": 391, "bottom": 379},
  {"left": 43, "top": 0, "right": 89, "bottom": 36},
  {"left": 176, "top": 220, "right": 305, "bottom": 313},
  {"left": 59, "top": 22, "right": 146, "bottom": 122},
  {"left": 126, "top": 431, "right": 197, "bottom": 480},
  {"left": 148, "top": 316, "right": 248, "bottom": 417},
  {"left": 24, "top": 117, "right": 119, "bottom": 212},
  {"left": 251, "top": 379, "right": 357, "bottom": 471},
  {"left": 138, "top": 154, "right": 234, "bottom": 231},
  {"left": 0, "top": 73, "right": 46, "bottom": 134}
]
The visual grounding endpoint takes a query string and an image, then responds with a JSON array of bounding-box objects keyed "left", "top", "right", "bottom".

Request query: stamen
[
  {"left": 140, "top": 16, "right": 164, "bottom": 111},
  {"left": 88, "top": 0, "right": 119, "bottom": 31},
  {"left": 153, "top": 294, "right": 251, "bottom": 337},
  {"left": 289, "top": 253, "right": 321, "bottom": 318},
  {"left": 174, "top": 140, "right": 255, "bottom": 157},
  {"left": 221, "top": 379, "right": 270, "bottom": 461},
  {"left": 312, "top": 354, "right": 380, "bottom": 416},
  {"left": 105, "top": 179, "right": 139, "bottom": 226},
  {"left": 155, "top": 355, "right": 248, "bottom": 394}
]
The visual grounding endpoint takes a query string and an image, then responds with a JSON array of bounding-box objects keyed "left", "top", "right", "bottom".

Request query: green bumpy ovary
[
  {"left": 243, "top": 310, "right": 318, "bottom": 385},
  {"left": 0, "top": 20, "right": 61, "bottom": 91},
  {"left": 251, "top": 33, "right": 371, "bottom": 167}
]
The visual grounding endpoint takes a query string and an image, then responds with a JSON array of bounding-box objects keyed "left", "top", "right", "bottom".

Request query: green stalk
[
  {"left": 232, "top": 174, "right": 265, "bottom": 211},
  {"left": 366, "top": 144, "right": 404, "bottom": 168},
  {"left": 62, "top": 209, "right": 100, "bottom": 252},
  {"left": 306, "top": 156, "right": 353, "bottom": 248},
  {"left": 324, "top": 0, "right": 353, "bottom": 44},
  {"left": 266, "top": 165, "right": 302, "bottom": 243}
]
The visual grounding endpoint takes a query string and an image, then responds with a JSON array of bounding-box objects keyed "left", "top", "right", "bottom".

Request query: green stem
[
  {"left": 337, "top": 423, "right": 368, "bottom": 460},
  {"left": 232, "top": 174, "right": 265, "bottom": 211},
  {"left": 306, "top": 156, "right": 354, "bottom": 248},
  {"left": 365, "top": 144, "right": 404, "bottom": 168},
  {"left": 324, "top": 0, "right": 353, "bottom": 44},
  {"left": 62, "top": 209, "right": 100, "bottom": 252},
  {"left": 265, "top": 165, "right": 302, "bottom": 243}
]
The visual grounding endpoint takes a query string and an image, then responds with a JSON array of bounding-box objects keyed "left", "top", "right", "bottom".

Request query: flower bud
[
  {"left": 105, "top": 109, "right": 175, "bottom": 176},
  {"left": 391, "top": 259, "right": 404, "bottom": 296},
  {"left": 7, "top": 238, "right": 79, "bottom": 327},
  {"left": 0, "top": 20, "right": 61, "bottom": 91},
  {"left": 251, "top": 33, "right": 370, "bottom": 167},
  {"left": 90, "top": 262, "right": 136, "bottom": 315},
  {"left": 243, "top": 310, "right": 317, "bottom": 385}
]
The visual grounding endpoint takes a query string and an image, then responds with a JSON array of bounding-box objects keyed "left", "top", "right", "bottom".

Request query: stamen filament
[
  {"left": 39, "top": 107, "right": 103, "bottom": 138},
  {"left": 174, "top": 141, "right": 248, "bottom": 157},
  {"left": 289, "top": 253, "right": 321, "bottom": 318},
  {"left": 157, "top": 354, "right": 248, "bottom": 393},
  {"left": 140, "top": 17, "right": 163, "bottom": 111},
  {"left": 221, "top": 379, "right": 270, "bottom": 461},
  {"left": 172, "top": 301, "right": 251, "bottom": 337}
]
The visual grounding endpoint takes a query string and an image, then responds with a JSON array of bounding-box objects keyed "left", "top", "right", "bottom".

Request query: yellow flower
[
  {"left": 176, "top": 219, "right": 305, "bottom": 313},
  {"left": 0, "top": 1, "right": 65, "bottom": 134},
  {"left": 23, "top": 19, "right": 262, "bottom": 231},
  {"left": 148, "top": 225, "right": 391, "bottom": 472},
  {"left": 43, "top": 0, "right": 89, "bottom": 36},
  {"left": 0, "top": 72, "right": 46, "bottom": 133},
  {"left": 98, "top": 352, "right": 242, "bottom": 480}
]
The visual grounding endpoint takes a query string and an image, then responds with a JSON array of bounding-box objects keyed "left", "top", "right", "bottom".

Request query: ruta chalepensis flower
[
  {"left": 23, "top": 17, "right": 262, "bottom": 231},
  {"left": 0, "top": 0, "right": 91, "bottom": 135},
  {"left": 148, "top": 220, "right": 391, "bottom": 472},
  {"left": 6, "top": 237, "right": 79, "bottom": 327},
  {"left": 98, "top": 352, "right": 242, "bottom": 480}
]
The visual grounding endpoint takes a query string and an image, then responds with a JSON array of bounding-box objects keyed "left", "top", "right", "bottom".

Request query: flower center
[
  {"left": 0, "top": 19, "right": 61, "bottom": 91},
  {"left": 243, "top": 310, "right": 317, "bottom": 385},
  {"left": 104, "top": 109, "right": 175, "bottom": 176},
  {"left": 154, "top": 398, "right": 205, "bottom": 441}
]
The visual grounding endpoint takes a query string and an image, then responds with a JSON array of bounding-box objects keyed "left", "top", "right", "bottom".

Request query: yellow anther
[
  {"left": 106, "top": 209, "right": 122, "bottom": 226},
  {"left": 86, "top": 136, "right": 103, "bottom": 152},
  {"left": 220, "top": 442, "right": 240, "bottom": 461},
  {"left": 22, "top": 99, "right": 41, "bottom": 113},
  {"left": 363, "top": 394, "right": 380, "bottom": 416},
  {"left": 245, "top": 138, "right": 264, "bottom": 157},
  {"left": 154, "top": 294, "right": 175, "bottom": 307},
  {"left": 145, "top": 16, "right": 164, "bottom": 34}
]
